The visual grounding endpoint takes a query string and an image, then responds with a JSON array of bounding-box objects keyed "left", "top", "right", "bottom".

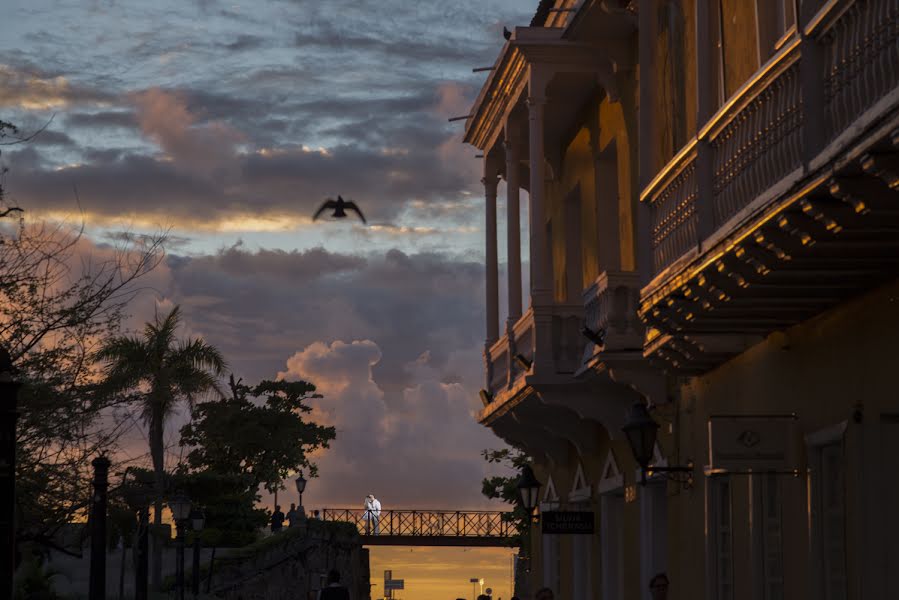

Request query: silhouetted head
[
  {"left": 650, "top": 573, "right": 669, "bottom": 600},
  {"left": 535, "top": 588, "right": 554, "bottom": 600},
  {"left": 328, "top": 569, "right": 341, "bottom": 584},
  {"left": 274, "top": 505, "right": 280, "bottom": 511},
  {"left": 290, "top": 503, "right": 296, "bottom": 509}
]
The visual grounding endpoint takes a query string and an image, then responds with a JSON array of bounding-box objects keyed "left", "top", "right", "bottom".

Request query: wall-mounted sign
[
  {"left": 541, "top": 511, "right": 594, "bottom": 534},
  {"left": 708, "top": 414, "right": 798, "bottom": 474}
]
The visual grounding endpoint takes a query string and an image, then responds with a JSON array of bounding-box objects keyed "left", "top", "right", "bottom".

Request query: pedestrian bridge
[{"left": 319, "top": 509, "right": 516, "bottom": 547}]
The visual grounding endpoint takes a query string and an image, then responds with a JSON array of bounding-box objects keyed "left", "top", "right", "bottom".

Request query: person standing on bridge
[{"left": 363, "top": 494, "right": 381, "bottom": 535}]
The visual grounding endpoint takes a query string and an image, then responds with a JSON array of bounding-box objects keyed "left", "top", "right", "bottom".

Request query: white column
[
  {"left": 527, "top": 92, "right": 550, "bottom": 305},
  {"left": 483, "top": 173, "right": 500, "bottom": 345},
  {"left": 504, "top": 132, "right": 523, "bottom": 328}
]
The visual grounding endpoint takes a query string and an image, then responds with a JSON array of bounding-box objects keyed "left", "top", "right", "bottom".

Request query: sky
[{"left": 1, "top": 0, "right": 537, "bottom": 597}]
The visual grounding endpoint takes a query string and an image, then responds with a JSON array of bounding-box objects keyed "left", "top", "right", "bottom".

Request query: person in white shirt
[{"left": 363, "top": 494, "right": 381, "bottom": 535}]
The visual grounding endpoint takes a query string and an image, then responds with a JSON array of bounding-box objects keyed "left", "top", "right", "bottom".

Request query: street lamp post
[
  {"left": 168, "top": 493, "right": 192, "bottom": 600},
  {"left": 295, "top": 473, "right": 307, "bottom": 522},
  {"left": 0, "top": 347, "right": 20, "bottom": 599},
  {"left": 469, "top": 577, "right": 480, "bottom": 600},
  {"left": 89, "top": 455, "right": 111, "bottom": 600},
  {"left": 190, "top": 509, "right": 204, "bottom": 599}
]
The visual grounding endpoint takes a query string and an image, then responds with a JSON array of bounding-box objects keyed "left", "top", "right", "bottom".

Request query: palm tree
[{"left": 97, "top": 305, "right": 225, "bottom": 590}]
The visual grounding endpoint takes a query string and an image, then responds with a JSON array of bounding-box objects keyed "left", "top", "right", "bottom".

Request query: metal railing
[{"left": 320, "top": 509, "right": 514, "bottom": 539}]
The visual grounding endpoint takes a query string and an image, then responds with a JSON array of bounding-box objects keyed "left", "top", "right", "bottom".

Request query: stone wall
[{"left": 209, "top": 520, "right": 369, "bottom": 600}]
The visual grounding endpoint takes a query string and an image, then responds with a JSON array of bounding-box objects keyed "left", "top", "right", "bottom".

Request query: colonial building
[{"left": 463, "top": 1, "right": 899, "bottom": 600}]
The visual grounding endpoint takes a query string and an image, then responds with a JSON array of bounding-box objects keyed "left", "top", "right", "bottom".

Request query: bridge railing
[{"left": 320, "top": 509, "right": 514, "bottom": 538}]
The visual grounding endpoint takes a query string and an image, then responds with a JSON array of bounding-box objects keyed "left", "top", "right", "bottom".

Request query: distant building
[{"left": 464, "top": 1, "right": 899, "bottom": 599}]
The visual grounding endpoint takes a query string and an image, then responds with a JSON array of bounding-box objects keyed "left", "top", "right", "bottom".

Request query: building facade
[{"left": 463, "top": 1, "right": 899, "bottom": 599}]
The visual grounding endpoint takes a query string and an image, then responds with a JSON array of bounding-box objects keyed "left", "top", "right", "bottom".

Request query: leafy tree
[
  {"left": 0, "top": 118, "right": 167, "bottom": 562},
  {"left": 179, "top": 375, "right": 336, "bottom": 494},
  {"left": 169, "top": 470, "right": 266, "bottom": 547},
  {"left": 481, "top": 448, "right": 532, "bottom": 549},
  {"left": 97, "top": 305, "right": 225, "bottom": 589}
]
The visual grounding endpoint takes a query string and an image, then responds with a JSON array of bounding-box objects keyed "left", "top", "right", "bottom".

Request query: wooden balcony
[{"left": 639, "top": 0, "right": 899, "bottom": 374}]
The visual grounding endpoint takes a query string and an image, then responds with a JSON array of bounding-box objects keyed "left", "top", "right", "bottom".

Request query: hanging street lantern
[{"left": 516, "top": 464, "right": 541, "bottom": 514}]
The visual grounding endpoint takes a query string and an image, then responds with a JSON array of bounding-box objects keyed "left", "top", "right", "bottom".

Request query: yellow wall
[{"left": 663, "top": 278, "right": 899, "bottom": 600}]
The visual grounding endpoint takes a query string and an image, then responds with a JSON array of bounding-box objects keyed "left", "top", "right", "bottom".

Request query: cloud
[
  {"left": 278, "top": 339, "right": 502, "bottom": 508},
  {"left": 0, "top": 64, "right": 111, "bottom": 110},
  {"left": 130, "top": 88, "right": 245, "bottom": 174},
  {"left": 87, "top": 240, "right": 508, "bottom": 509}
]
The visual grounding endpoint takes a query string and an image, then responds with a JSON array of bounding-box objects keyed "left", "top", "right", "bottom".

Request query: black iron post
[
  {"left": 135, "top": 505, "right": 149, "bottom": 600},
  {"left": 0, "top": 350, "right": 20, "bottom": 599},
  {"left": 176, "top": 520, "right": 186, "bottom": 600},
  {"left": 89, "top": 455, "right": 111, "bottom": 600},
  {"left": 192, "top": 532, "right": 200, "bottom": 598}
]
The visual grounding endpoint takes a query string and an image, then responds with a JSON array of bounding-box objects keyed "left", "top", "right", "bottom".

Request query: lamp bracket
[{"left": 643, "top": 460, "right": 694, "bottom": 489}]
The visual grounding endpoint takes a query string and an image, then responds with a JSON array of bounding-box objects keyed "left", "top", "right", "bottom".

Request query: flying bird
[
  {"left": 312, "top": 195, "right": 367, "bottom": 224},
  {"left": 503, "top": 26, "right": 512, "bottom": 40}
]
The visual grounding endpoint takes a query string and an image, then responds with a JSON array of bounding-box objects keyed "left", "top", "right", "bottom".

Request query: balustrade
[
  {"left": 645, "top": 148, "right": 699, "bottom": 274},
  {"left": 582, "top": 271, "right": 644, "bottom": 357},
  {"left": 822, "top": 0, "right": 899, "bottom": 143},
  {"left": 642, "top": 0, "right": 899, "bottom": 282},
  {"left": 709, "top": 50, "right": 802, "bottom": 228},
  {"left": 482, "top": 303, "right": 585, "bottom": 398}
]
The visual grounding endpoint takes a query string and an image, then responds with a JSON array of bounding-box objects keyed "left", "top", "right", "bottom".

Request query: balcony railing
[
  {"left": 708, "top": 47, "right": 802, "bottom": 229},
  {"left": 642, "top": 0, "right": 898, "bottom": 281},
  {"left": 644, "top": 143, "right": 699, "bottom": 274},
  {"left": 581, "top": 271, "right": 644, "bottom": 364},
  {"left": 822, "top": 0, "right": 899, "bottom": 143},
  {"left": 484, "top": 303, "right": 584, "bottom": 398}
]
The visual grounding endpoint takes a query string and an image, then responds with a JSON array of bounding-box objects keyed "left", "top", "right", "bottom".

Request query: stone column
[
  {"left": 527, "top": 92, "right": 550, "bottom": 305},
  {"left": 504, "top": 128, "right": 523, "bottom": 328},
  {"left": 483, "top": 172, "right": 500, "bottom": 345}
]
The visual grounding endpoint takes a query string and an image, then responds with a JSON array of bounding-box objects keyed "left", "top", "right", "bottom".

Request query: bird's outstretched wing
[
  {"left": 344, "top": 201, "right": 367, "bottom": 224},
  {"left": 313, "top": 198, "right": 337, "bottom": 221}
]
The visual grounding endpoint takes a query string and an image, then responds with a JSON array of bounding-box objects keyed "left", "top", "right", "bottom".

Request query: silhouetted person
[
  {"left": 535, "top": 588, "right": 554, "bottom": 600},
  {"left": 363, "top": 494, "right": 381, "bottom": 535},
  {"left": 318, "top": 569, "right": 350, "bottom": 600},
  {"left": 270, "top": 504, "right": 284, "bottom": 533},
  {"left": 286, "top": 502, "right": 301, "bottom": 527},
  {"left": 650, "top": 573, "right": 669, "bottom": 600}
]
